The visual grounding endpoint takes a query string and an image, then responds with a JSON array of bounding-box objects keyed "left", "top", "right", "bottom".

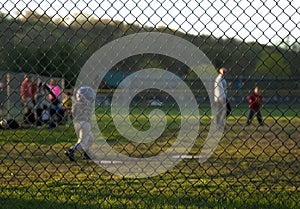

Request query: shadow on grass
[{"left": 1, "top": 181, "right": 298, "bottom": 209}]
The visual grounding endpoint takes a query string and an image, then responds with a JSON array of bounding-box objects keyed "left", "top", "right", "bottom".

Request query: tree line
[{"left": 0, "top": 10, "right": 299, "bottom": 88}]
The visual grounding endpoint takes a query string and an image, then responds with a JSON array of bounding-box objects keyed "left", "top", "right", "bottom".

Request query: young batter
[{"left": 65, "top": 86, "right": 96, "bottom": 161}]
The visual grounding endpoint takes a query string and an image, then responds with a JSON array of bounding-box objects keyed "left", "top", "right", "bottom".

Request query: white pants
[
  {"left": 71, "top": 121, "right": 93, "bottom": 152},
  {"left": 214, "top": 101, "right": 227, "bottom": 128}
]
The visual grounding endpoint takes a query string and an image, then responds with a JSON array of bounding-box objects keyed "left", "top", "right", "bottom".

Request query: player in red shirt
[{"left": 246, "top": 86, "right": 264, "bottom": 126}]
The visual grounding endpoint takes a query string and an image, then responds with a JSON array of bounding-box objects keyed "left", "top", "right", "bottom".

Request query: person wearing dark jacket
[
  {"left": 34, "top": 82, "right": 47, "bottom": 127},
  {"left": 246, "top": 86, "right": 264, "bottom": 126}
]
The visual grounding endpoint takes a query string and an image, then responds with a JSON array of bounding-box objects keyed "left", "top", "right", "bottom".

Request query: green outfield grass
[{"left": 0, "top": 104, "right": 300, "bottom": 208}]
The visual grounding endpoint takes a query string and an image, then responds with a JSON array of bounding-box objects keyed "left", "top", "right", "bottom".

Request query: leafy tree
[
  {"left": 5, "top": 45, "right": 39, "bottom": 73},
  {"left": 1, "top": 9, "right": 298, "bottom": 89},
  {"left": 255, "top": 51, "right": 291, "bottom": 78},
  {"left": 37, "top": 42, "right": 81, "bottom": 87}
]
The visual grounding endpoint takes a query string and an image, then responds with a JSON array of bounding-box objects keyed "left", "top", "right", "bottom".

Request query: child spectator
[
  {"left": 41, "top": 105, "right": 50, "bottom": 124},
  {"left": 34, "top": 82, "right": 47, "bottom": 128},
  {"left": 43, "top": 80, "right": 64, "bottom": 128},
  {"left": 62, "top": 92, "right": 72, "bottom": 121}
]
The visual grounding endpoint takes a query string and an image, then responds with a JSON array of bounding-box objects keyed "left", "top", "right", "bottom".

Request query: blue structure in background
[{"left": 103, "top": 71, "right": 131, "bottom": 89}]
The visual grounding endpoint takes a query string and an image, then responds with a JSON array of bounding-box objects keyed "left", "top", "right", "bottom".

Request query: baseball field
[{"left": 1, "top": 104, "right": 299, "bottom": 208}]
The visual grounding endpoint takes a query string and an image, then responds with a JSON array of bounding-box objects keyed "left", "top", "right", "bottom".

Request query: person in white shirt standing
[{"left": 214, "top": 67, "right": 231, "bottom": 128}]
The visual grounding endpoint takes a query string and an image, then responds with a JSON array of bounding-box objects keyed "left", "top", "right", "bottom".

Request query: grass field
[{"left": 1, "top": 104, "right": 300, "bottom": 208}]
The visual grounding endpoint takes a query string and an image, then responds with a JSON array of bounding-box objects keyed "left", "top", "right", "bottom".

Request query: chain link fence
[{"left": 1, "top": 0, "right": 300, "bottom": 208}]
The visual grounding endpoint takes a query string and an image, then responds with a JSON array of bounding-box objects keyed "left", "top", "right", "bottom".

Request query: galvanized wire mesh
[{"left": 0, "top": 0, "right": 300, "bottom": 208}]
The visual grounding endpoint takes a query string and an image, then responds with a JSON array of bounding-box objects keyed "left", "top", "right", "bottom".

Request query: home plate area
[{"left": 95, "top": 155, "right": 206, "bottom": 165}]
